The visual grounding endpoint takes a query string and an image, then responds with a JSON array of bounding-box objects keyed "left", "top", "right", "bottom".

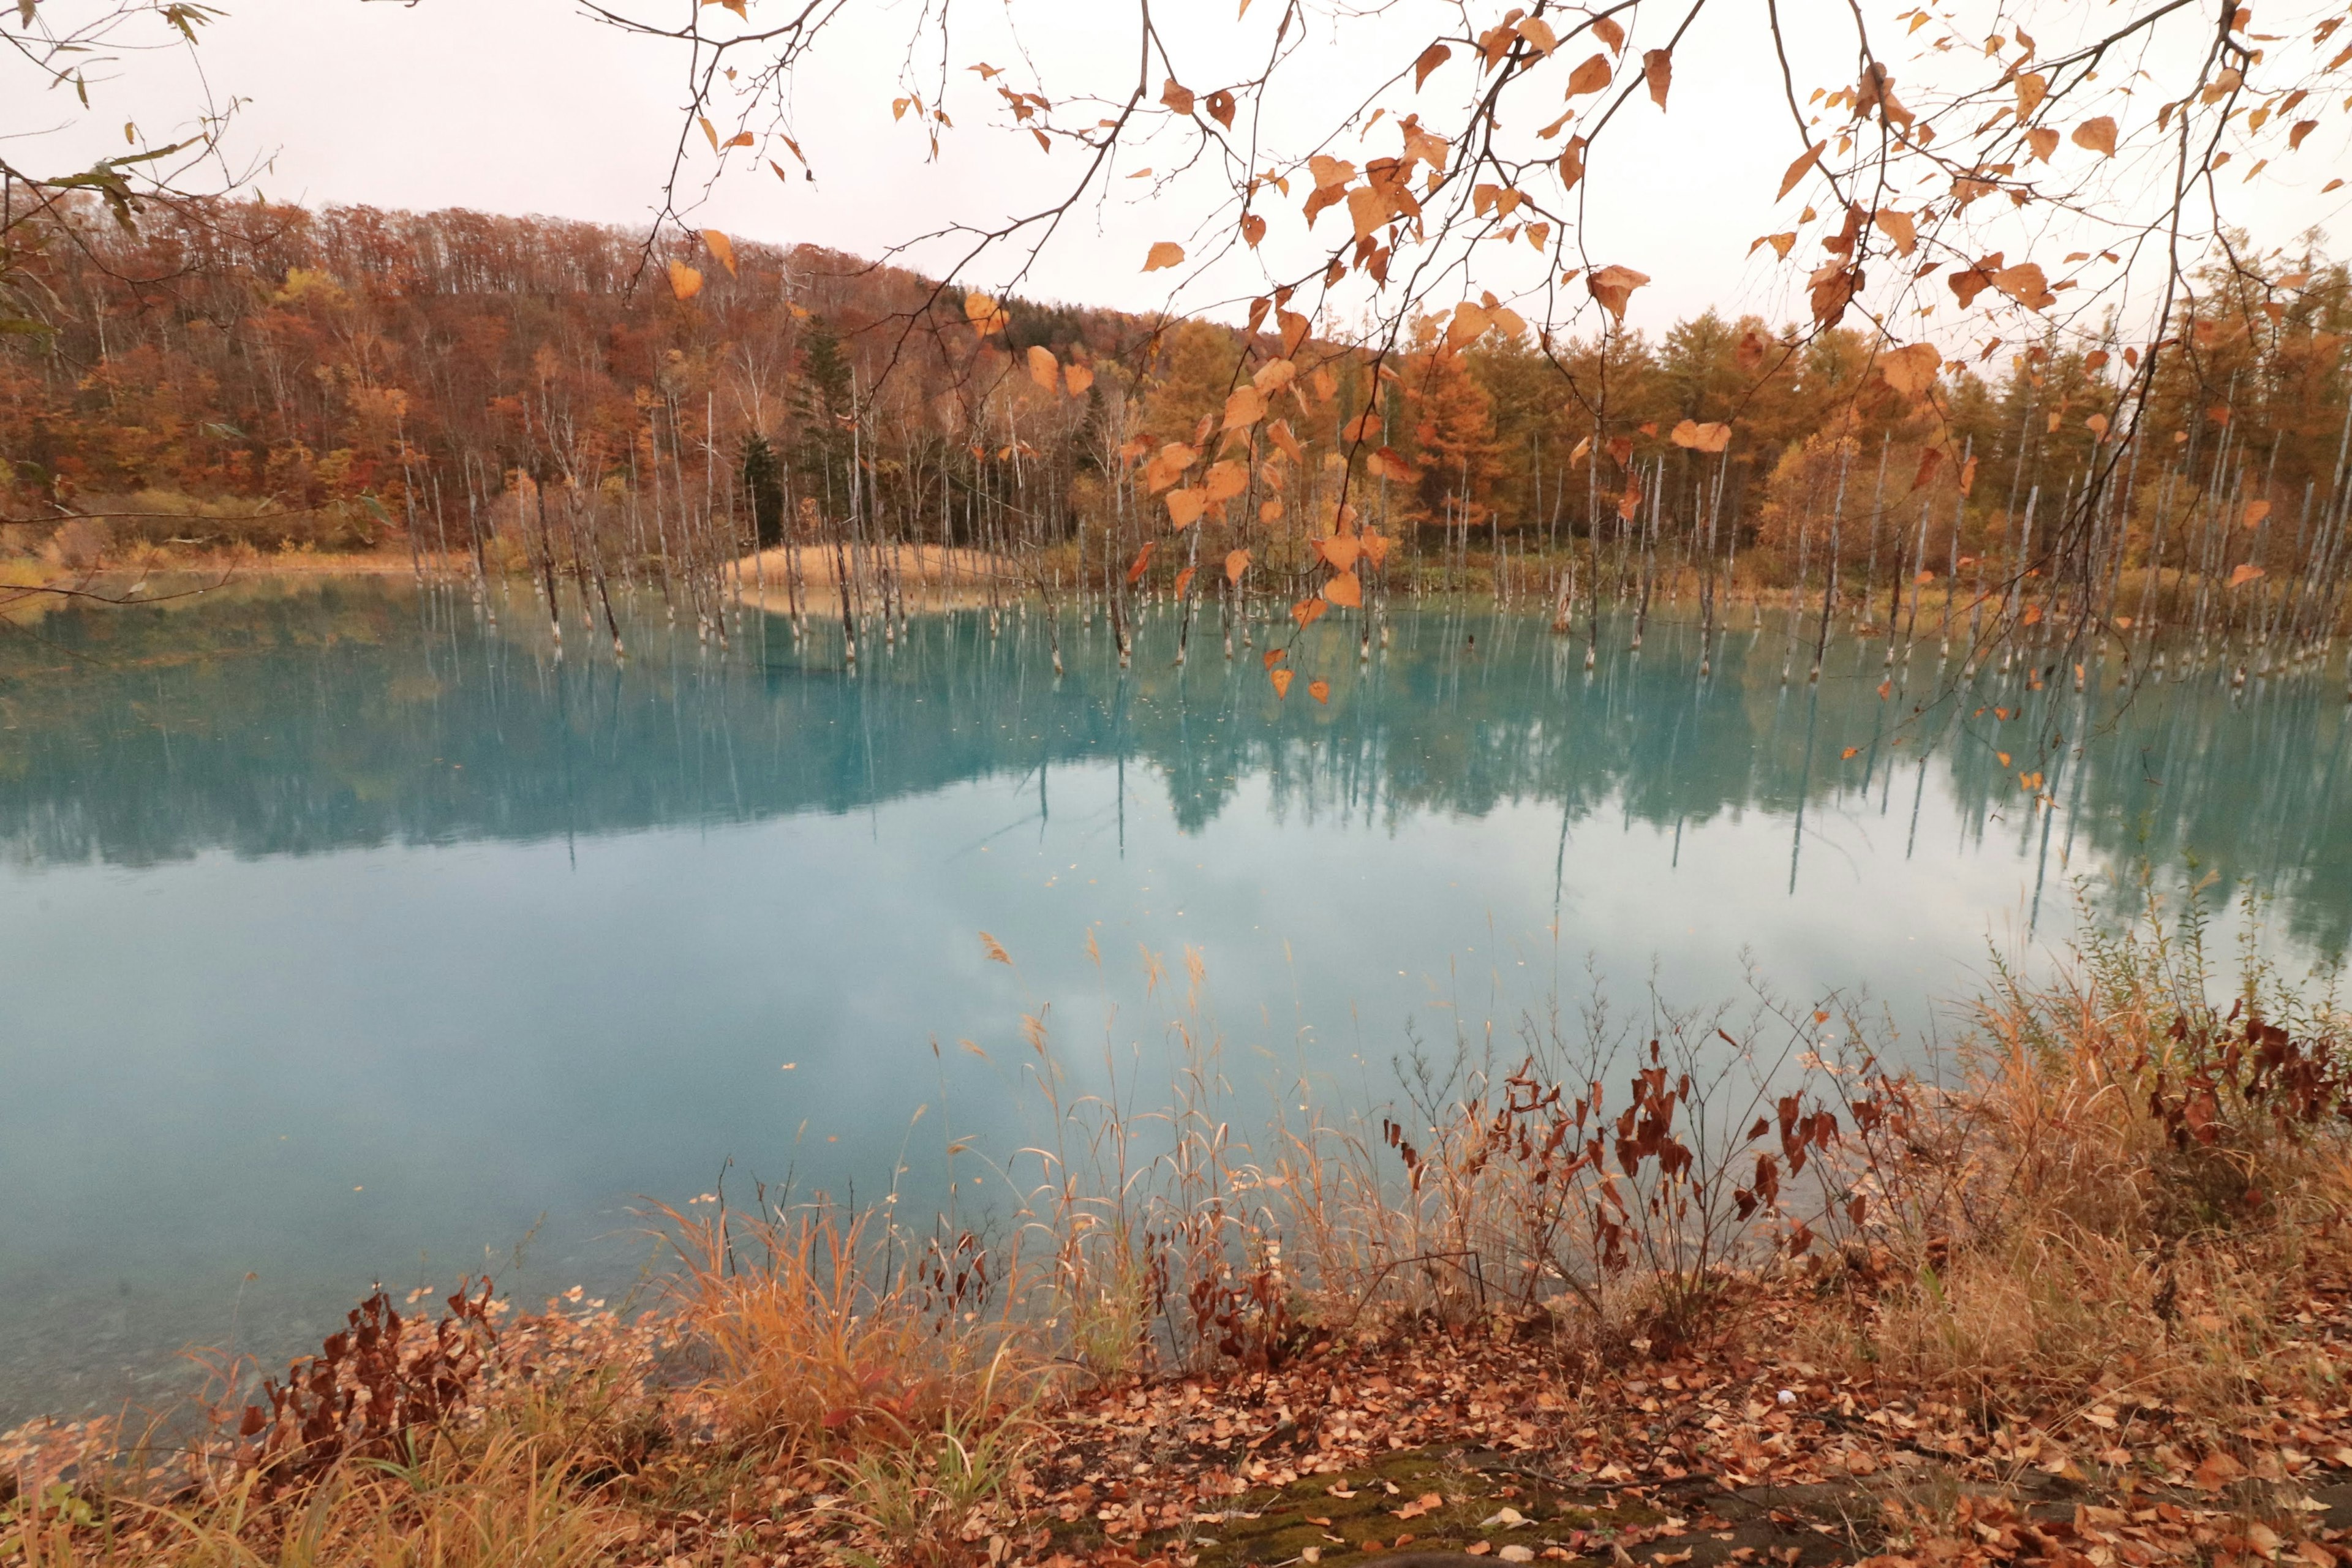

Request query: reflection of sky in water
[{"left": 1, "top": 579, "right": 2343, "bottom": 1419}]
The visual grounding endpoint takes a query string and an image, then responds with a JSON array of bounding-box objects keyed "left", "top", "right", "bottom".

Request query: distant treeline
[{"left": 3, "top": 200, "right": 2350, "bottom": 649}]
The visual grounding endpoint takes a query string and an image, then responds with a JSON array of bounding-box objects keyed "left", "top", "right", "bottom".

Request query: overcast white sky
[{"left": 12, "top": 0, "right": 2348, "bottom": 339}]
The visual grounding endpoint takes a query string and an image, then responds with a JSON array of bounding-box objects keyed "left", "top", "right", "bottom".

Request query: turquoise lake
[{"left": 2, "top": 577, "right": 2345, "bottom": 1422}]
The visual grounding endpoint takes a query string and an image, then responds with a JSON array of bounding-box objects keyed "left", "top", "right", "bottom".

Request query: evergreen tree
[{"left": 741, "top": 432, "right": 785, "bottom": 548}]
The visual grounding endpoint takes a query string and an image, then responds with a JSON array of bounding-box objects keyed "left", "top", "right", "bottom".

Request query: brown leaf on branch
[
  {"left": 1566, "top": 54, "right": 1613, "bottom": 96},
  {"left": 1587, "top": 263, "right": 1650, "bottom": 323},
  {"left": 2026, "top": 126, "right": 2060, "bottom": 162},
  {"left": 1643, "top": 49, "right": 1672, "bottom": 109},
  {"left": 1592, "top": 17, "right": 1626, "bottom": 53},
  {"left": 1993, "top": 261, "right": 2056, "bottom": 309},
  {"left": 1559, "top": 135, "right": 1588, "bottom": 190},
  {"left": 1779, "top": 141, "right": 1826, "bottom": 200},
  {"left": 1144, "top": 241, "right": 1186, "bottom": 272},
  {"left": 1750, "top": 232, "right": 1798, "bottom": 260},
  {"left": 1807, "top": 262, "right": 1860, "bottom": 327},
  {"left": 1880, "top": 341, "right": 1940, "bottom": 395},
  {"left": 1414, "top": 42, "right": 1452, "bottom": 89},
  {"left": 1161, "top": 78, "right": 1195, "bottom": 116},
  {"left": 1223, "top": 385, "right": 1266, "bottom": 430},
  {"left": 1872, "top": 208, "right": 1917, "bottom": 255},
  {"left": 1948, "top": 257, "right": 1999, "bottom": 307},
  {"left": 2073, "top": 116, "right": 2117, "bottom": 156},
  {"left": 1206, "top": 89, "right": 1237, "bottom": 128}
]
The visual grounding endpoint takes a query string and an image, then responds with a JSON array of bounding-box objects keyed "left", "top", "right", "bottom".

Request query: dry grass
[{"left": 10, "top": 887, "right": 2348, "bottom": 1565}]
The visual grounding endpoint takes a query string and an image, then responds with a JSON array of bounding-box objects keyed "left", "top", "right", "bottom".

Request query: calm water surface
[{"left": 2, "top": 577, "right": 2345, "bottom": 1420}]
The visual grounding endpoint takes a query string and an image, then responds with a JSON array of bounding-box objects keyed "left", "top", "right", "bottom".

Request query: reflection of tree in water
[{"left": 1, "top": 578, "right": 2343, "bottom": 954}]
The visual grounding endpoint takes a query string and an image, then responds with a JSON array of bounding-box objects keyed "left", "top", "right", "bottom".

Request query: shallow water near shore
[{"left": 2, "top": 575, "right": 2345, "bottom": 1423}]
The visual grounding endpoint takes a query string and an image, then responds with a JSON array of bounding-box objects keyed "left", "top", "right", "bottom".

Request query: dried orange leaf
[
  {"left": 1143, "top": 240, "right": 1186, "bottom": 272},
  {"left": 2072, "top": 116, "right": 2117, "bottom": 156},
  {"left": 1565, "top": 53, "right": 1613, "bottom": 96},
  {"left": 667, "top": 260, "right": 704, "bottom": 300},
  {"left": 1309, "top": 679, "right": 1331, "bottom": 704},
  {"left": 1027, "top": 344, "right": 1060, "bottom": 393},
  {"left": 700, "top": 229, "right": 739, "bottom": 276},
  {"left": 1226, "top": 548, "right": 1253, "bottom": 586},
  {"left": 1777, "top": 141, "right": 1826, "bottom": 200},
  {"left": 1642, "top": 48, "right": 1672, "bottom": 109}
]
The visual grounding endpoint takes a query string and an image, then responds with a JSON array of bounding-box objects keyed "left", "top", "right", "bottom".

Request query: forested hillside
[{"left": 4, "top": 200, "right": 2350, "bottom": 653}]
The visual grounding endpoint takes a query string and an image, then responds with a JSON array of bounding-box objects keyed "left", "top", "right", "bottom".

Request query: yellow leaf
[
  {"left": 965, "top": 292, "right": 1006, "bottom": 336},
  {"left": 1143, "top": 241, "right": 1186, "bottom": 271},
  {"left": 1027, "top": 344, "right": 1060, "bottom": 393},
  {"left": 667, "top": 260, "right": 704, "bottom": 300},
  {"left": 700, "top": 229, "right": 739, "bottom": 276}
]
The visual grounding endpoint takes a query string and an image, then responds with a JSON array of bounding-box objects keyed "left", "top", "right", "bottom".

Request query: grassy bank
[{"left": 6, "top": 893, "right": 2351, "bottom": 1568}]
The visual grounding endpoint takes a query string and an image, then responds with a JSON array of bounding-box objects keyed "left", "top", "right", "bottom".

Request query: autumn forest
[{"left": 7, "top": 197, "right": 2351, "bottom": 673}]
